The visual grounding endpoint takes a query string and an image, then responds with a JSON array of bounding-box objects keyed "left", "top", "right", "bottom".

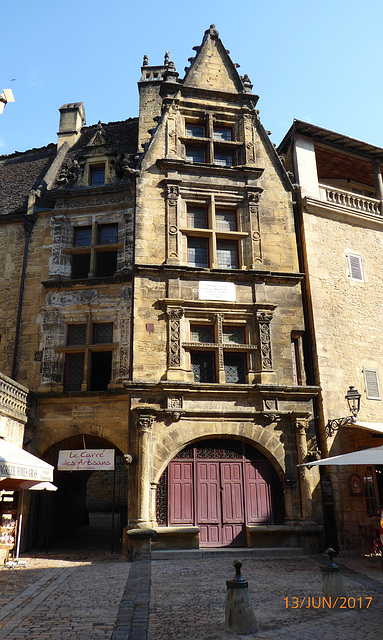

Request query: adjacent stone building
[
  {"left": 0, "top": 26, "right": 323, "bottom": 556},
  {"left": 279, "top": 121, "right": 383, "bottom": 552}
]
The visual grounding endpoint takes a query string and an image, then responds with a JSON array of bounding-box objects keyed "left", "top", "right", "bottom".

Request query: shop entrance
[
  {"left": 25, "top": 435, "right": 128, "bottom": 554},
  {"left": 157, "top": 439, "right": 284, "bottom": 548}
]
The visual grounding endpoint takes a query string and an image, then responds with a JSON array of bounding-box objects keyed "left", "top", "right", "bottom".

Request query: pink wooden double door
[{"left": 169, "top": 459, "right": 271, "bottom": 547}]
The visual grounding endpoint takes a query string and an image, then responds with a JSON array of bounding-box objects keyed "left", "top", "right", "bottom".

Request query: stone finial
[
  {"left": 205, "top": 24, "right": 219, "bottom": 38},
  {"left": 143, "top": 54, "right": 148, "bottom": 67},
  {"left": 242, "top": 74, "right": 253, "bottom": 93},
  {"left": 164, "top": 51, "right": 170, "bottom": 66}
]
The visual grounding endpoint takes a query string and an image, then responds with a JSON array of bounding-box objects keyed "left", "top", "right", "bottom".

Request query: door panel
[
  {"left": 245, "top": 461, "right": 271, "bottom": 523},
  {"left": 197, "top": 462, "right": 221, "bottom": 546},
  {"left": 221, "top": 462, "right": 244, "bottom": 523},
  {"left": 169, "top": 461, "right": 194, "bottom": 524}
]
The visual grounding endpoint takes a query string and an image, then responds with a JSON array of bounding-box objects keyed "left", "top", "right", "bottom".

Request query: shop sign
[{"left": 57, "top": 449, "right": 115, "bottom": 471}]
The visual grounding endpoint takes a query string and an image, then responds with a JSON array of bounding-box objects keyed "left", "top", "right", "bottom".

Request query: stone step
[{"left": 151, "top": 547, "right": 305, "bottom": 560}]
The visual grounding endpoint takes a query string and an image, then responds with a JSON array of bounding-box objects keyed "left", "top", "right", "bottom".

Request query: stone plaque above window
[{"left": 199, "top": 280, "right": 236, "bottom": 302}]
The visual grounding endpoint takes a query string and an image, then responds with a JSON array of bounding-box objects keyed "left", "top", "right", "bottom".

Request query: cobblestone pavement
[
  {"left": 147, "top": 553, "right": 383, "bottom": 640},
  {"left": 1, "top": 527, "right": 383, "bottom": 640}
]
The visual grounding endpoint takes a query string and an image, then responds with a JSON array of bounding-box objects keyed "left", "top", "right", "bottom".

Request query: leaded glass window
[
  {"left": 215, "top": 210, "right": 237, "bottom": 231},
  {"left": 188, "top": 237, "right": 209, "bottom": 268},
  {"left": 93, "top": 323, "right": 113, "bottom": 344},
  {"left": 187, "top": 207, "right": 208, "bottom": 229},
  {"left": 67, "top": 324, "right": 86, "bottom": 345},
  {"left": 217, "top": 240, "right": 238, "bottom": 269},
  {"left": 190, "top": 325, "right": 214, "bottom": 343},
  {"left": 222, "top": 327, "right": 244, "bottom": 344},
  {"left": 65, "top": 353, "right": 85, "bottom": 392},
  {"left": 224, "top": 353, "right": 246, "bottom": 384},
  {"left": 191, "top": 351, "right": 215, "bottom": 382}
]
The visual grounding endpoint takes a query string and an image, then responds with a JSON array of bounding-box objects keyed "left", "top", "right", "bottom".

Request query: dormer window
[
  {"left": 183, "top": 116, "right": 237, "bottom": 166},
  {"left": 90, "top": 163, "right": 105, "bottom": 186}
]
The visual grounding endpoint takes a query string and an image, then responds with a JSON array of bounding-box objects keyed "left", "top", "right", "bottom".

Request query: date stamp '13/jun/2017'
[{"left": 284, "top": 596, "right": 372, "bottom": 609}]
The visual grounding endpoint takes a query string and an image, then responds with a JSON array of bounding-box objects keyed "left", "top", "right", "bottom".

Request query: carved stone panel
[
  {"left": 117, "top": 211, "right": 134, "bottom": 272},
  {"left": 257, "top": 311, "right": 273, "bottom": 370},
  {"left": 167, "top": 308, "right": 183, "bottom": 368},
  {"left": 166, "top": 184, "right": 180, "bottom": 264},
  {"left": 49, "top": 216, "right": 73, "bottom": 278},
  {"left": 41, "top": 309, "right": 66, "bottom": 384}
]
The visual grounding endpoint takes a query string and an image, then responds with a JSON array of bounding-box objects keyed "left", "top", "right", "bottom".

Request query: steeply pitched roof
[
  {"left": 51, "top": 118, "right": 139, "bottom": 190},
  {"left": 0, "top": 145, "right": 56, "bottom": 216}
]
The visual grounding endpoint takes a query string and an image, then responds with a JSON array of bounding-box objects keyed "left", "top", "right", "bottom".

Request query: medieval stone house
[
  {"left": 279, "top": 122, "right": 383, "bottom": 553},
  {"left": 0, "top": 26, "right": 323, "bottom": 556}
]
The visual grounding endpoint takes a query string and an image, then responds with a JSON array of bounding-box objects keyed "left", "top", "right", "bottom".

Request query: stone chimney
[
  {"left": 57, "top": 102, "right": 86, "bottom": 149},
  {"left": 138, "top": 53, "right": 178, "bottom": 152}
]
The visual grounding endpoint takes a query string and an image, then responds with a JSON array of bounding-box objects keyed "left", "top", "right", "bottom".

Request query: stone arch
[
  {"left": 152, "top": 419, "right": 286, "bottom": 484},
  {"left": 33, "top": 423, "right": 129, "bottom": 461}
]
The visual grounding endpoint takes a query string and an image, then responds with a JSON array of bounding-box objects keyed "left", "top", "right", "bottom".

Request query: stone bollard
[
  {"left": 225, "top": 560, "right": 257, "bottom": 635},
  {"left": 321, "top": 547, "right": 347, "bottom": 606}
]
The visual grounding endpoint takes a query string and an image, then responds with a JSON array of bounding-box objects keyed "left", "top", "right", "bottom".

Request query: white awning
[
  {"left": 0, "top": 439, "right": 53, "bottom": 484},
  {"left": 353, "top": 421, "right": 383, "bottom": 434},
  {"left": 300, "top": 444, "right": 383, "bottom": 468}
]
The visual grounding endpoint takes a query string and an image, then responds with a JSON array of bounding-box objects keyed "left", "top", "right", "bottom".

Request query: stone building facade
[
  {"left": 279, "top": 121, "right": 383, "bottom": 552},
  {"left": 0, "top": 26, "right": 323, "bottom": 556}
]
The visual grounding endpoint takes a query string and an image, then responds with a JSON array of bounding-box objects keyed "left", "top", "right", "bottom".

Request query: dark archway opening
[{"left": 25, "top": 434, "right": 127, "bottom": 555}]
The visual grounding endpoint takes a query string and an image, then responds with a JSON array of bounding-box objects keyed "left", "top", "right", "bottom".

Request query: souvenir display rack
[{"left": 0, "top": 493, "right": 17, "bottom": 564}]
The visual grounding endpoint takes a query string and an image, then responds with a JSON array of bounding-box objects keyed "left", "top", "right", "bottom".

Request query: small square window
[
  {"left": 90, "top": 164, "right": 105, "bottom": 186},
  {"left": 191, "top": 351, "right": 215, "bottom": 382},
  {"left": 216, "top": 240, "right": 238, "bottom": 269},
  {"left": 215, "top": 210, "right": 237, "bottom": 231},
  {"left": 71, "top": 253, "right": 90, "bottom": 279},
  {"left": 93, "top": 323, "right": 113, "bottom": 344},
  {"left": 64, "top": 353, "right": 85, "bottom": 392},
  {"left": 222, "top": 327, "right": 244, "bottom": 344},
  {"left": 187, "top": 207, "right": 208, "bottom": 229},
  {"left": 224, "top": 353, "right": 246, "bottom": 384},
  {"left": 186, "top": 124, "right": 206, "bottom": 138},
  {"left": 213, "top": 127, "right": 232, "bottom": 141},
  {"left": 95, "top": 250, "right": 117, "bottom": 277},
  {"left": 190, "top": 326, "right": 214, "bottom": 343},
  {"left": 186, "top": 145, "right": 206, "bottom": 163},
  {"left": 98, "top": 223, "right": 118, "bottom": 245},
  {"left": 67, "top": 325, "right": 87, "bottom": 346},
  {"left": 74, "top": 226, "right": 92, "bottom": 247},
  {"left": 214, "top": 151, "right": 233, "bottom": 166},
  {"left": 188, "top": 237, "right": 209, "bottom": 268}
]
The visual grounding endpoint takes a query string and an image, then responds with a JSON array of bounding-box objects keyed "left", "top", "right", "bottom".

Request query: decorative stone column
[
  {"left": 295, "top": 415, "right": 314, "bottom": 521},
  {"left": 136, "top": 414, "right": 154, "bottom": 528}
]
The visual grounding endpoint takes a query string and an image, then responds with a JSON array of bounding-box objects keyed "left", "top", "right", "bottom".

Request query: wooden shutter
[
  {"left": 364, "top": 369, "right": 381, "bottom": 400},
  {"left": 347, "top": 254, "right": 364, "bottom": 282}
]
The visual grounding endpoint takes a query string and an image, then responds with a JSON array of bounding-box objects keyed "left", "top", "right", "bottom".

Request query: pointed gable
[{"left": 183, "top": 25, "right": 244, "bottom": 94}]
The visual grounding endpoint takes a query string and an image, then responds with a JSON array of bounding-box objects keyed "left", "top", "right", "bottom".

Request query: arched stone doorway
[
  {"left": 156, "top": 438, "right": 284, "bottom": 548},
  {"left": 25, "top": 434, "right": 128, "bottom": 553}
]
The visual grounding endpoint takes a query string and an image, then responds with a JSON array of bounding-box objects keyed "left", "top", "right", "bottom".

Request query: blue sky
[{"left": 1, "top": 0, "right": 383, "bottom": 155}]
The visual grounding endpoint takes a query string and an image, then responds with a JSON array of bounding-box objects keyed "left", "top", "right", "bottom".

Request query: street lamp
[{"left": 326, "top": 386, "right": 361, "bottom": 437}]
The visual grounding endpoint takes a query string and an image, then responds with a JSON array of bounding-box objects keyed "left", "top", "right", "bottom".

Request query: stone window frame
[
  {"left": 48, "top": 212, "right": 132, "bottom": 281},
  {"left": 57, "top": 317, "right": 119, "bottom": 392},
  {"left": 165, "top": 184, "right": 263, "bottom": 270},
  {"left": 68, "top": 220, "right": 122, "bottom": 279},
  {"left": 179, "top": 111, "right": 243, "bottom": 167},
  {"left": 165, "top": 303, "right": 275, "bottom": 385}
]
